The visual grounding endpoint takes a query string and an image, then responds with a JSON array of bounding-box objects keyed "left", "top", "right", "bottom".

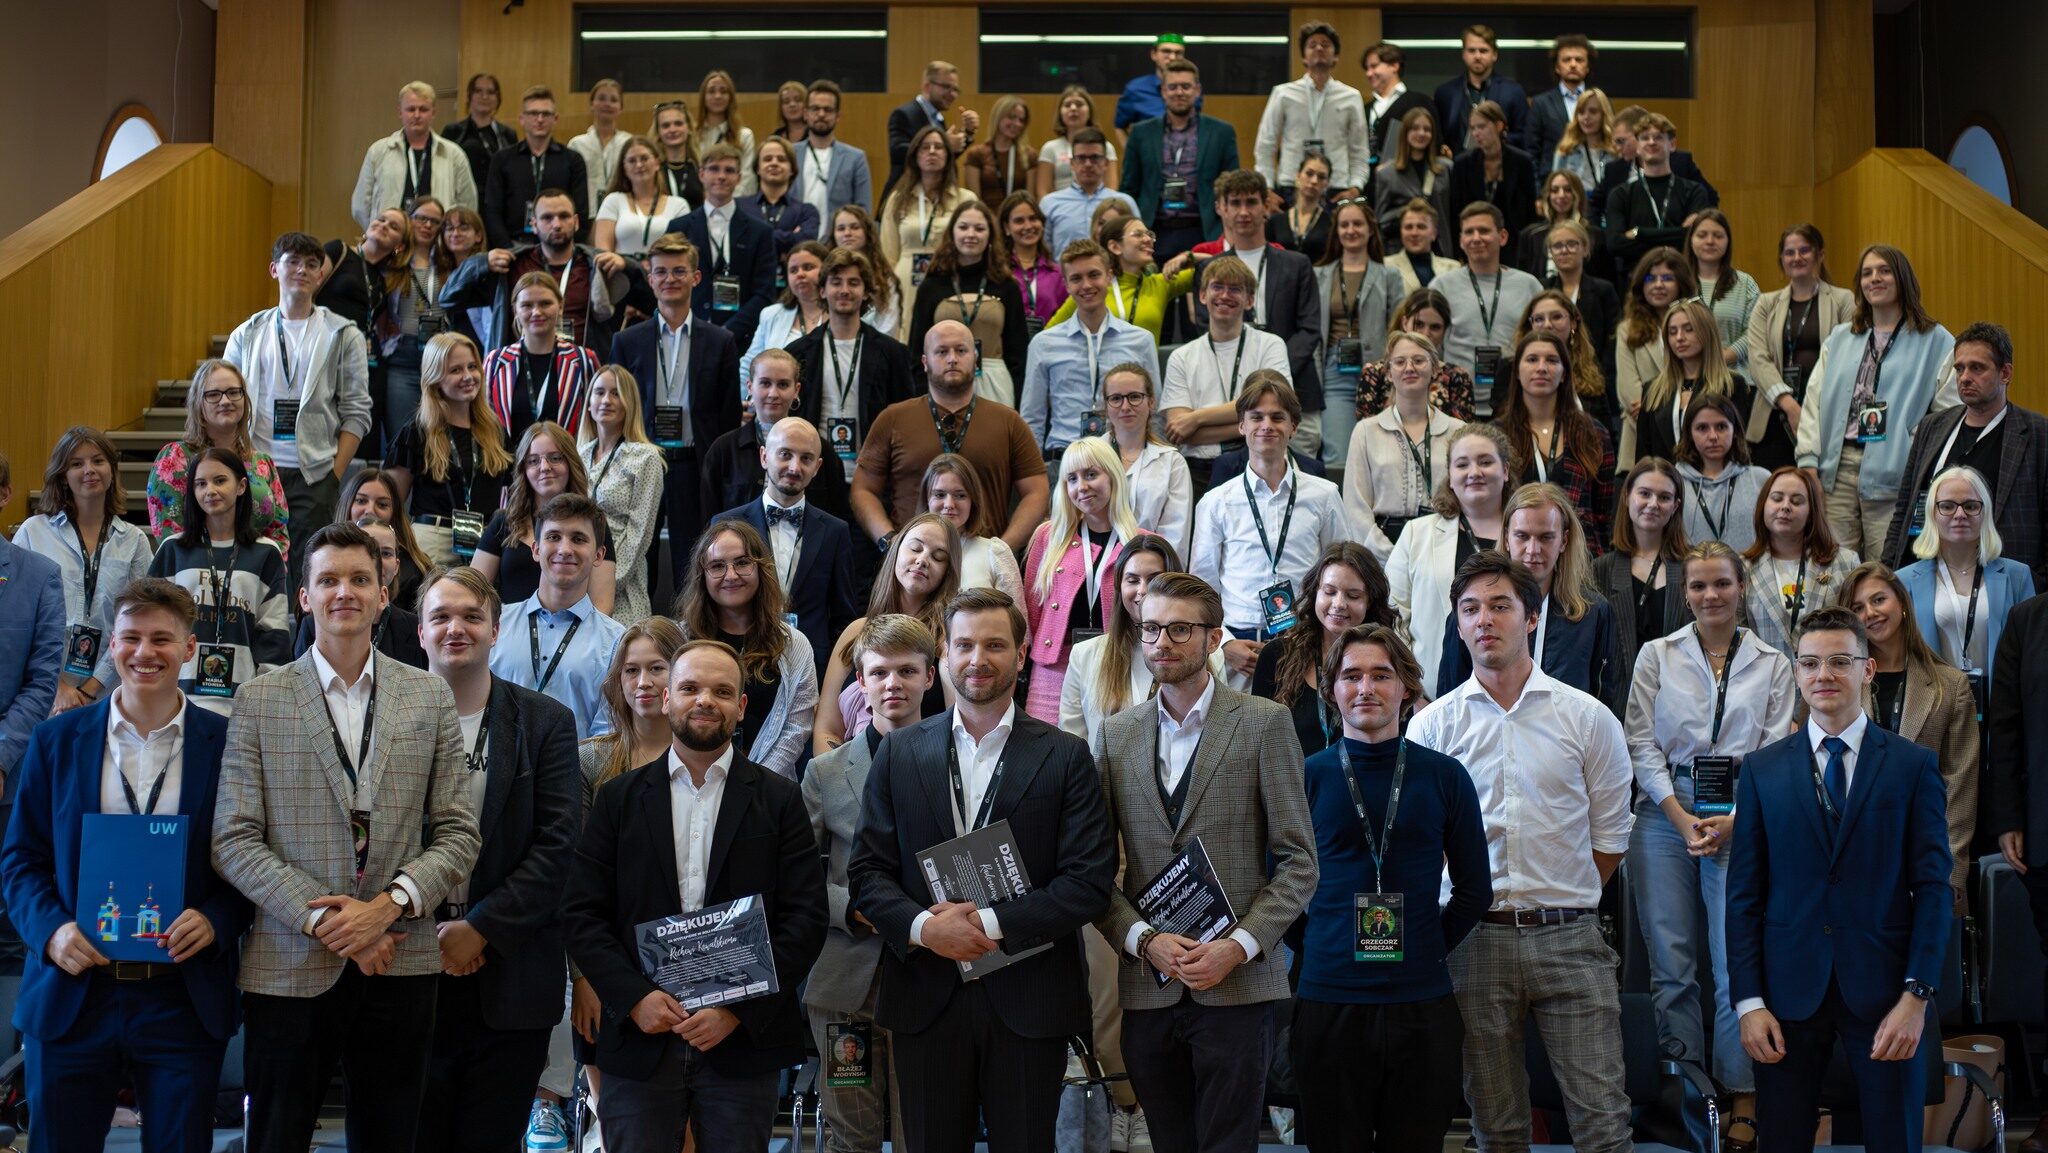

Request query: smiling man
[
  {"left": 1, "top": 578, "right": 254, "bottom": 1152},
  {"left": 487, "top": 492, "right": 624, "bottom": 740},
  {"left": 1020, "top": 240, "right": 1159, "bottom": 461},
  {"left": 352, "top": 80, "right": 478, "bottom": 230},
  {"left": 714, "top": 416, "right": 860, "bottom": 671}
]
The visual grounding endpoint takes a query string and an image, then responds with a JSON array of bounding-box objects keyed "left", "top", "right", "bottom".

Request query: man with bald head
[
  {"left": 851, "top": 320, "right": 1051, "bottom": 557},
  {"left": 701, "top": 349, "right": 852, "bottom": 524},
  {"left": 715, "top": 417, "right": 860, "bottom": 669}
]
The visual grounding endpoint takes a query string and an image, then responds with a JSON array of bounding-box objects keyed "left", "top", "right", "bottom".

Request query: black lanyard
[
  {"left": 1402, "top": 419, "right": 1434, "bottom": 504},
  {"left": 592, "top": 440, "right": 624, "bottom": 492},
  {"left": 529, "top": 149, "right": 547, "bottom": 197},
  {"left": 1078, "top": 527, "right": 1114, "bottom": 628},
  {"left": 528, "top": 611, "right": 582, "bottom": 693},
  {"left": 73, "top": 515, "right": 112, "bottom": 610},
  {"left": 952, "top": 272, "right": 989, "bottom": 330},
  {"left": 1337, "top": 738, "right": 1407, "bottom": 893},
  {"left": 1808, "top": 740, "right": 1843, "bottom": 825},
  {"left": 1468, "top": 268, "right": 1504, "bottom": 335},
  {"left": 322, "top": 671, "right": 377, "bottom": 787},
  {"left": 448, "top": 433, "right": 477, "bottom": 511},
  {"left": 829, "top": 332, "right": 863, "bottom": 412},
  {"left": 1633, "top": 555, "right": 1665, "bottom": 622},
  {"left": 1955, "top": 563, "right": 1986, "bottom": 663},
  {"left": 1692, "top": 478, "right": 1738, "bottom": 541},
  {"left": 947, "top": 730, "right": 1005, "bottom": 831},
  {"left": 1698, "top": 626, "right": 1741, "bottom": 747},
  {"left": 1532, "top": 422, "right": 1562, "bottom": 482},
  {"left": 206, "top": 545, "right": 239, "bottom": 643},
  {"left": 521, "top": 348, "right": 556, "bottom": 420},
  {"left": 1643, "top": 177, "right": 1676, "bottom": 227},
  {"left": 1209, "top": 333, "right": 1249, "bottom": 402},
  {"left": 1457, "top": 511, "right": 1493, "bottom": 554},
  {"left": 116, "top": 720, "right": 175, "bottom": 815},
  {"left": 465, "top": 696, "right": 493, "bottom": 775},
  {"left": 275, "top": 314, "right": 304, "bottom": 391},
  {"left": 1783, "top": 554, "right": 1810, "bottom": 635},
  {"left": 1864, "top": 326, "right": 1898, "bottom": 398},
  {"left": 1783, "top": 293, "right": 1818, "bottom": 368},
  {"left": 931, "top": 396, "right": 976, "bottom": 455},
  {"left": 1242, "top": 463, "right": 1298, "bottom": 578}
]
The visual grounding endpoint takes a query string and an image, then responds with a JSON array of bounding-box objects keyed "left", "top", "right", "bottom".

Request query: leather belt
[
  {"left": 436, "top": 902, "right": 470, "bottom": 922},
  {"left": 101, "top": 961, "right": 179, "bottom": 981},
  {"left": 1480, "top": 907, "right": 1597, "bottom": 927},
  {"left": 415, "top": 514, "right": 455, "bottom": 527}
]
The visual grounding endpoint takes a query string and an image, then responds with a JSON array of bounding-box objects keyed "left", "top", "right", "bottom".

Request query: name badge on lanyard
[
  {"left": 1355, "top": 892, "right": 1404, "bottom": 961},
  {"left": 652, "top": 406, "right": 688, "bottom": 449},
  {"left": 451, "top": 510, "right": 486, "bottom": 559},
  {"left": 712, "top": 275, "right": 742, "bottom": 311},
  {"left": 194, "top": 643, "right": 238, "bottom": 698},
  {"left": 64, "top": 625, "right": 103, "bottom": 678},
  {"left": 827, "top": 418, "right": 859, "bottom": 462}
]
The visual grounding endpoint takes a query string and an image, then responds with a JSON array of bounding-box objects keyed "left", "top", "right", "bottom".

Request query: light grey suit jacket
[
  {"left": 222, "top": 305, "right": 373, "bottom": 483},
  {"left": 212, "top": 651, "right": 481, "bottom": 996},
  {"left": 801, "top": 730, "right": 884, "bottom": 1014},
  {"left": 1094, "top": 682, "right": 1318, "bottom": 1009},
  {"left": 790, "top": 140, "right": 875, "bottom": 228},
  {"left": 1312, "top": 260, "right": 1405, "bottom": 373}
]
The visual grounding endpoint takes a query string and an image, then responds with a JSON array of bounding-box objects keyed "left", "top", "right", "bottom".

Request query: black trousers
[
  {"left": 416, "top": 972, "right": 554, "bottom": 1153},
  {"left": 657, "top": 444, "right": 704, "bottom": 593},
  {"left": 242, "top": 968, "right": 438, "bottom": 1153},
  {"left": 1753, "top": 978, "right": 1933, "bottom": 1153},
  {"left": 1120, "top": 996, "right": 1273, "bottom": 1153},
  {"left": 1291, "top": 994, "right": 1465, "bottom": 1153},
  {"left": 890, "top": 980, "right": 1069, "bottom": 1153}
]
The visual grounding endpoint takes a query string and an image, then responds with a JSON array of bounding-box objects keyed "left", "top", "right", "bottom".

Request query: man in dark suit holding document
[{"left": 849, "top": 588, "right": 1117, "bottom": 1153}]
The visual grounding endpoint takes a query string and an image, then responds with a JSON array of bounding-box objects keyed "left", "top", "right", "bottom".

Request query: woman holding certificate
[{"left": 1623, "top": 540, "right": 1796, "bottom": 1153}]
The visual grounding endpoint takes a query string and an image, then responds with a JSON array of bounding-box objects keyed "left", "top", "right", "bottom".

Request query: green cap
[{"left": 1156, "top": 33, "right": 1186, "bottom": 46}]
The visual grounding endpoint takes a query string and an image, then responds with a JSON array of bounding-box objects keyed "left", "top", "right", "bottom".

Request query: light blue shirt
[
  {"left": 1018, "top": 313, "right": 1159, "bottom": 451},
  {"left": 1038, "top": 184, "right": 1141, "bottom": 262},
  {"left": 489, "top": 592, "right": 624, "bottom": 740}
]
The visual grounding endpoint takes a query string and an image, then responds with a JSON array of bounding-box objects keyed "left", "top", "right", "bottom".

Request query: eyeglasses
[
  {"left": 648, "top": 267, "right": 696, "bottom": 281},
  {"left": 1071, "top": 153, "right": 1108, "bottom": 165},
  {"left": 523, "top": 453, "right": 569, "bottom": 469},
  {"left": 1934, "top": 499, "right": 1985, "bottom": 517},
  {"left": 1206, "top": 284, "right": 1249, "bottom": 299},
  {"left": 706, "top": 557, "right": 758, "bottom": 578},
  {"left": 1104, "top": 391, "right": 1149, "bottom": 408},
  {"left": 1139, "top": 621, "right": 1206, "bottom": 644},
  {"left": 1643, "top": 273, "right": 1679, "bottom": 285},
  {"left": 1548, "top": 239, "right": 1585, "bottom": 252},
  {"left": 1793, "top": 654, "right": 1870, "bottom": 675},
  {"left": 411, "top": 213, "right": 444, "bottom": 225},
  {"left": 202, "top": 387, "right": 247, "bottom": 404},
  {"left": 522, "top": 109, "right": 558, "bottom": 120}
]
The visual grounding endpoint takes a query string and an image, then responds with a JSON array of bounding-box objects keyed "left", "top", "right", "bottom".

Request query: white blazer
[
  {"left": 1386, "top": 512, "right": 1463, "bottom": 690},
  {"left": 351, "top": 131, "right": 479, "bottom": 229}
]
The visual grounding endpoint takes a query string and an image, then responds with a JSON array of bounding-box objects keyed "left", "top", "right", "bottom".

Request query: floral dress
[{"left": 147, "top": 441, "right": 293, "bottom": 558}]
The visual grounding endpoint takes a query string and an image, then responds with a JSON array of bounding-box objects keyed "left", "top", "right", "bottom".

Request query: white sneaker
[
  {"left": 1124, "top": 1107, "right": 1153, "bottom": 1151},
  {"left": 1267, "top": 1105, "right": 1296, "bottom": 1145},
  {"left": 1110, "top": 1108, "right": 1131, "bottom": 1152},
  {"left": 526, "top": 1098, "right": 570, "bottom": 1153}
]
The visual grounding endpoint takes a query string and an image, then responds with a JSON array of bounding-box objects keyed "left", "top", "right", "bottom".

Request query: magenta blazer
[{"left": 1022, "top": 523, "right": 1123, "bottom": 669}]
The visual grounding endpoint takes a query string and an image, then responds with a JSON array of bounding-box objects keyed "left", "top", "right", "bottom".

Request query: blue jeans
[
  {"left": 382, "top": 334, "right": 424, "bottom": 457},
  {"left": 1629, "top": 778, "right": 1751, "bottom": 1143},
  {"left": 1321, "top": 357, "right": 1359, "bottom": 473}
]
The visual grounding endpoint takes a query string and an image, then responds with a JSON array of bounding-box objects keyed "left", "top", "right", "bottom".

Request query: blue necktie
[
  {"left": 1820, "top": 735, "right": 1849, "bottom": 815},
  {"left": 765, "top": 504, "right": 804, "bottom": 529}
]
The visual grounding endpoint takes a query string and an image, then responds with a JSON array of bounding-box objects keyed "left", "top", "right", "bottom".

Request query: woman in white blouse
[
  {"left": 673, "top": 519, "right": 818, "bottom": 778},
  {"left": 569, "top": 79, "right": 628, "bottom": 213},
  {"left": 920, "top": 453, "right": 1025, "bottom": 608},
  {"left": 1058, "top": 533, "right": 1225, "bottom": 745},
  {"left": 740, "top": 240, "right": 829, "bottom": 388},
  {"left": 695, "top": 70, "right": 759, "bottom": 198},
  {"left": 594, "top": 136, "right": 686, "bottom": 260},
  {"left": 1102, "top": 362, "right": 1193, "bottom": 559},
  {"left": 1345, "top": 332, "right": 1460, "bottom": 561},
  {"left": 1624, "top": 540, "right": 1795, "bottom": 1152},
  {"left": 1386, "top": 420, "right": 1515, "bottom": 689},
  {"left": 576, "top": 365, "right": 666, "bottom": 625}
]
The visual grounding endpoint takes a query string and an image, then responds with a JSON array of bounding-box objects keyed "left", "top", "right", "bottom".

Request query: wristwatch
[
  {"left": 384, "top": 883, "right": 413, "bottom": 916},
  {"left": 876, "top": 532, "right": 893, "bottom": 556},
  {"left": 1903, "top": 978, "right": 1936, "bottom": 1001}
]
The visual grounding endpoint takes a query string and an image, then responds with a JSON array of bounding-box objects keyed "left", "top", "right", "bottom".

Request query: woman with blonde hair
[
  {"left": 815, "top": 512, "right": 962, "bottom": 752},
  {"left": 1354, "top": 287, "right": 1478, "bottom": 421},
  {"left": 148, "top": 359, "right": 292, "bottom": 555},
  {"left": 1638, "top": 298, "right": 1749, "bottom": 465},
  {"left": 1616, "top": 247, "right": 1699, "bottom": 466},
  {"left": 1896, "top": 465, "right": 2034, "bottom": 704},
  {"left": 1057, "top": 533, "right": 1222, "bottom": 743},
  {"left": 696, "top": 69, "right": 758, "bottom": 195},
  {"left": 1022, "top": 438, "right": 1140, "bottom": 722},
  {"left": 1344, "top": 331, "right": 1461, "bottom": 559},
  {"left": 1554, "top": 87, "right": 1616, "bottom": 192},
  {"left": 963, "top": 95, "right": 1038, "bottom": 207},
  {"left": 1515, "top": 170, "right": 1605, "bottom": 282},
  {"left": 578, "top": 364, "right": 665, "bottom": 623},
  {"left": 386, "top": 331, "right": 515, "bottom": 566},
  {"left": 673, "top": 519, "right": 818, "bottom": 777},
  {"left": 473, "top": 421, "right": 619, "bottom": 613},
  {"left": 771, "top": 81, "right": 809, "bottom": 143},
  {"left": 595, "top": 135, "right": 686, "bottom": 259},
  {"left": 879, "top": 125, "right": 978, "bottom": 335},
  {"left": 1386, "top": 421, "right": 1515, "bottom": 687}
]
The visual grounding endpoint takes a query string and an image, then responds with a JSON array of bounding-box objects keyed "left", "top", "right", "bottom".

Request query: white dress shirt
[
  {"left": 102, "top": 691, "right": 185, "bottom": 816},
  {"left": 1120, "top": 676, "right": 1263, "bottom": 961},
  {"left": 446, "top": 706, "right": 490, "bottom": 906},
  {"left": 1933, "top": 563, "right": 1990, "bottom": 672},
  {"left": 1342, "top": 406, "right": 1461, "bottom": 561},
  {"left": 1123, "top": 441, "right": 1195, "bottom": 559},
  {"left": 763, "top": 493, "right": 804, "bottom": 589},
  {"left": 910, "top": 703, "right": 1017, "bottom": 947},
  {"left": 706, "top": 203, "right": 734, "bottom": 266},
  {"left": 1190, "top": 463, "right": 1354, "bottom": 635},
  {"left": 1624, "top": 628, "right": 1798, "bottom": 808},
  {"left": 658, "top": 315, "right": 695, "bottom": 445},
  {"left": 307, "top": 646, "right": 423, "bottom": 925},
  {"left": 669, "top": 744, "right": 735, "bottom": 912},
  {"left": 1159, "top": 330, "right": 1294, "bottom": 460},
  {"left": 802, "top": 141, "right": 834, "bottom": 210},
  {"left": 1408, "top": 665, "right": 1635, "bottom": 911}
]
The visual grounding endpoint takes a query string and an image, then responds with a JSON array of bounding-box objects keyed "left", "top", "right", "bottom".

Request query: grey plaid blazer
[
  {"left": 212, "top": 651, "right": 481, "bottom": 995},
  {"left": 800, "top": 732, "right": 885, "bottom": 1014},
  {"left": 1094, "top": 683, "right": 1318, "bottom": 1010}
]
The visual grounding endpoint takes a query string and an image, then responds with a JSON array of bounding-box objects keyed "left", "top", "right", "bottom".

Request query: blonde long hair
[
  {"left": 1032, "top": 438, "right": 1141, "bottom": 604},
  {"left": 1504, "top": 483, "right": 1595, "bottom": 622},
  {"left": 417, "top": 332, "right": 513, "bottom": 482},
  {"left": 1645, "top": 299, "right": 1737, "bottom": 414}
]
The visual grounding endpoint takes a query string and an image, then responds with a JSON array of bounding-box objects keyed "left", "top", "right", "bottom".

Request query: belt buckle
[{"left": 112, "top": 961, "right": 155, "bottom": 981}]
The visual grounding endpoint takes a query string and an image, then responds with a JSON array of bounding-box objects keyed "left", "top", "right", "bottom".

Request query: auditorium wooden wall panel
[
  {"left": 305, "top": 0, "right": 464, "bottom": 240},
  {"left": 0, "top": 146, "right": 273, "bottom": 525},
  {"left": 213, "top": 0, "right": 310, "bottom": 238}
]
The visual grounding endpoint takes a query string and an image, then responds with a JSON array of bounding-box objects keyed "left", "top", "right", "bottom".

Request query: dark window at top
[
  {"left": 979, "top": 8, "right": 1293, "bottom": 97},
  {"left": 574, "top": 7, "right": 890, "bottom": 93},
  {"left": 1379, "top": 10, "right": 1694, "bottom": 102}
]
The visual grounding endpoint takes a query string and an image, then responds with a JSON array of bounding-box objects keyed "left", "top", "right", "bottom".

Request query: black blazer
[
  {"left": 1446, "top": 146, "right": 1539, "bottom": 241},
  {"left": 848, "top": 709, "right": 1117, "bottom": 1039},
  {"left": 1434, "top": 591, "right": 1621, "bottom": 715},
  {"left": 665, "top": 208, "right": 779, "bottom": 345},
  {"left": 1366, "top": 89, "right": 1434, "bottom": 166},
  {"left": 698, "top": 419, "right": 854, "bottom": 529},
  {"left": 609, "top": 314, "right": 744, "bottom": 456},
  {"left": 1590, "top": 151, "right": 1717, "bottom": 230},
  {"left": 1604, "top": 173, "right": 1713, "bottom": 280},
  {"left": 788, "top": 324, "right": 920, "bottom": 452},
  {"left": 562, "top": 752, "right": 826, "bottom": 1080},
  {"left": 1590, "top": 550, "right": 1694, "bottom": 708},
  {"left": 882, "top": 97, "right": 944, "bottom": 204},
  {"left": 483, "top": 141, "right": 591, "bottom": 249},
  {"left": 1882, "top": 402, "right": 2048, "bottom": 589},
  {"left": 460, "top": 678, "right": 584, "bottom": 1031},
  {"left": 1993, "top": 594, "right": 2048, "bottom": 857},
  {"left": 1548, "top": 273, "right": 1623, "bottom": 392},
  {"left": 1528, "top": 89, "right": 1573, "bottom": 175},
  {"left": 714, "top": 499, "right": 860, "bottom": 673}
]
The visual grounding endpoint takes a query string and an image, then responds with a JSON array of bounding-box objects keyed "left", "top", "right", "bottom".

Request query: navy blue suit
[
  {"left": 612, "top": 314, "right": 743, "bottom": 579},
  {"left": 1727, "top": 719, "right": 1951, "bottom": 1153},
  {"left": 713, "top": 498, "right": 860, "bottom": 675},
  {"left": 665, "top": 207, "right": 778, "bottom": 346},
  {"left": 0, "top": 698, "right": 253, "bottom": 1151}
]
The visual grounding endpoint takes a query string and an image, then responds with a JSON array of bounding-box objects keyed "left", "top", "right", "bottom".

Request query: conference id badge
[
  {"left": 784, "top": 612, "right": 801, "bottom": 630},
  {"left": 1025, "top": 314, "right": 1046, "bottom": 336},
  {"left": 1354, "top": 893, "right": 1404, "bottom": 962},
  {"left": 1905, "top": 490, "right": 1929, "bottom": 539},
  {"left": 1967, "top": 667, "right": 1986, "bottom": 724},
  {"left": 1260, "top": 580, "right": 1298, "bottom": 634},
  {"left": 825, "top": 1021, "right": 873, "bottom": 1087},
  {"left": 1854, "top": 400, "right": 1890, "bottom": 443},
  {"left": 194, "top": 643, "right": 237, "bottom": 699},
  {"left": 273, "top": 398, "right": 300, "bottom": 442},
  {"left": 451, "top": 510, "right": 486, "bottom": 559},
  {"left": 651, "top": 405, "right": 688, "bottom": 449},
  {"left": 826, "top": 417, "right": 859, "bottom": 462},
  {"left": 1473, "top": 345, "right": 1502, "bottom": 391},
  {"left": 63, "top": 624, "right": 102, "bottom": 678},
  {"left": 556, "top": 315, "right": 576, "bottom": 341},
  {"left": 1335, "top": 338, "right": 1364, "bottom": 375},
  {"left": 1068, "top": 626, "right": 1103, "bottom": 647},
  {"left": 522, "top": 200, "right": 536, "bottom": 235},
  {"left": 712, "top": 275, "right": 743, "bottom": 312},
  {"left": 1303, "top": 138, "right": 1327, "bottom": 158},
  {"left": 1081, "top": 409, "right": 1107, "bottom": 438},
  {"left": 1162, "top": 177, "right": 1190, "bottom": 211},
  {"left": 910, "top": 251, "right": 935, "bottom": 289},
  {"left": 417, "top": 308, "right": 449, "bottom": 338},
  {"left": 349, "top": 812, "right": 372, "bottom": 884},
  {"left": 1691, "top": 755, "right": 1738, "bottom": 817}
]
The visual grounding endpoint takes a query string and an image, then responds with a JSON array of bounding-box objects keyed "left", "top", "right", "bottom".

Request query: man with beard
[
  {"left": 561, "top": 639, "right": 826, "bottom": 1151},
  {"left": 714, "top": 417, "right": 861, "bottom": 673},
  {"left": 1092, "top": 572, "right": 1318, "bottom": 1152},
  {"left": 1407, "top": 551, "right": 1634, "bottom": 1153},
  {"left": 853, "top": 320, "right": 1050, "bottom": 558},
  {"left": 849, "top": 588, "right": 1117, "bottom": 1153},
  {"left": 411, "top": 566, "right": 582, "bottom": 1153},
  {"left": 441, "top": 186, "right": 630, "bottom": 353},
  {"left": 699, "top": 349, "right": 851, "bottom": 525}
]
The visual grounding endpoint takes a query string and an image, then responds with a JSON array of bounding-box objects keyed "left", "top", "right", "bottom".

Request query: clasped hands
[{"left": 1144, "top": 931, "right": 1248, "bottom": 991}]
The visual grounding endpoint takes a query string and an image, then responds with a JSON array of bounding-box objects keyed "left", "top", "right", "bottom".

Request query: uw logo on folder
[{"left": 78, "top": 814, "right": 188, "bottom": 963}]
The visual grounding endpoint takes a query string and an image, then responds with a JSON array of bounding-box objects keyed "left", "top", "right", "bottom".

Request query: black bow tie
[{"left": 766, "top": 505, "right": 805, "bottom": 528}]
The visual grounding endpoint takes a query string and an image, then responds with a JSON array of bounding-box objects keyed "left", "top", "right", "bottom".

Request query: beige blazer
[
  {"left": 1743, "top": 283, "right": 1858, "bottom": 442},
  {"left": 1862, "top": 660, "right": 1978, "bottom": 899}
]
